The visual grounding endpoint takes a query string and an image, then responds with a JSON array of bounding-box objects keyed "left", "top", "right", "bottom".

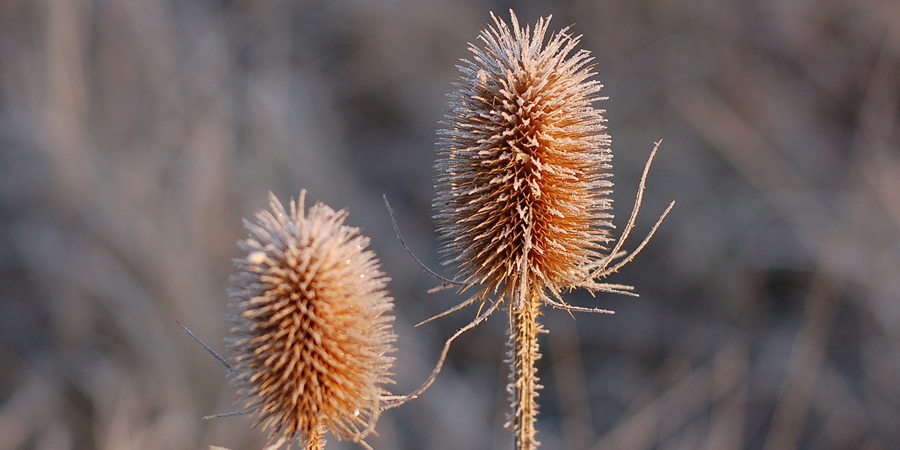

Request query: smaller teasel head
[
  {"left": 228, "top": 191, "right": 396, "bottom": 448},
  {"left": 434, "top": 10, "right": 615, "bottom": 309}
]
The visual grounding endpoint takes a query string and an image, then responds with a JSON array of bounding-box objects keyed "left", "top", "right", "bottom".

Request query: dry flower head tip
[
  {"left": 228, "top": 191, "right": 396, "bottom": 449},
  {"left": 434, "top": 10, "right": 618, "bottom": 311}
]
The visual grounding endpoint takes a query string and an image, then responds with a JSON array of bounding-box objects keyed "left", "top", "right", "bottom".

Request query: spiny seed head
[
  {"left": 434, "top": 10, "right": 614, "bottom": 309},
  {"left": 228, "top": 191, "right": 396, "bottom": 447}
]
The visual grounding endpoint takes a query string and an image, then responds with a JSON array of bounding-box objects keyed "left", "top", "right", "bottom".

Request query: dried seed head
[
  {"left": 434, "top": 11, "right": 614, "bottom": 309},
  {"left": 228, "top": 191, "right": 396, "bottom": 448}
]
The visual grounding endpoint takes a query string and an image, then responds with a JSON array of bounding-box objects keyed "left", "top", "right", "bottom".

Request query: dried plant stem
[
  {"left": 307, "top": 427, "right": 326, "bottom": 450},
  {"left": 507, "top": 291, "right": 545, "bottom": 450}
]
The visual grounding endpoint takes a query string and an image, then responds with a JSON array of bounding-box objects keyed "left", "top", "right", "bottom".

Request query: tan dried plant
[
  {"left": 227, "top": 191, "right": 397, "bottom": 450},
  {"left": 432, "top": 11, "right": 673, "bottom": 449}
]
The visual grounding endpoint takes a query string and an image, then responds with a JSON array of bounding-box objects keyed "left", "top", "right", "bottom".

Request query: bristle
[
  {"left": 228, "top": 191, "right": 396, "bottom": 448},
  {"left": 434, "top": 11, "right": 614, "bottom": 310}
]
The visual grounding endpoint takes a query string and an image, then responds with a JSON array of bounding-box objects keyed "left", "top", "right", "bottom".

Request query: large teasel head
[
  {"left": 228, "top": 191, "right": 396, "bottom": 449},
  {"left": 434, "top": 11, "right": 614, "bottom": 309}
]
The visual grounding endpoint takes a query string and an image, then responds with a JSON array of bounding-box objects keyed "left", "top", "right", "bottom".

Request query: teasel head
[
  {"left": 434, "top": 10, "right": 615, "bottom": 310},
  {"left": 228, "top": 191, "right": 396, "bottom": 449},
  {"left": 429, "top": 11, "right": 672, "bottom": 450}
]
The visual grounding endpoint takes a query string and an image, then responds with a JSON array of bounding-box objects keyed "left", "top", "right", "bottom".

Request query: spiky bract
[
  {"left": 228, "top": 191, "right": 396, "bottom": 448},
  {"left": 434, "top": 11, "right": 614, "bottom": 310}
]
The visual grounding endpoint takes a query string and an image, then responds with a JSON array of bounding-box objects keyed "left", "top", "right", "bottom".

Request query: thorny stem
[
  {"left": 507, "top": 290, "right": 545, "bottom": 450},
  {"left": 307, "top": 427, "right": 326, "bottom": 450}
]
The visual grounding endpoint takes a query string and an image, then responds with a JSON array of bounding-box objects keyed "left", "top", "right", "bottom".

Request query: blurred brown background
[{"left": 1, "top": 0, "right": 899, "bottom": 449}]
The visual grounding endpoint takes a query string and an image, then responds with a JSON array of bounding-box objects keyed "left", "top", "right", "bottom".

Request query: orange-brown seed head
[
  {"left": 434, "top": 11, "right": 614, "bottom": 309},
  {"left": 228, "top": 191, "right": 396, "bottom": 447}
]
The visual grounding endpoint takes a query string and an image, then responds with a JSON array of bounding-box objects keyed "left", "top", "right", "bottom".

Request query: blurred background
[{"left": 1, "top": 0, "right": 899, "bottom": 449}]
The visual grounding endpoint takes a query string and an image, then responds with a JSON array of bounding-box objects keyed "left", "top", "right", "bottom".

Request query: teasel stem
[
  {"left": 307, "top": 427, "right": 326, "bottom": 450},
  {"left": 507, "top": 290, "right": 545, "bottom": 450}
]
